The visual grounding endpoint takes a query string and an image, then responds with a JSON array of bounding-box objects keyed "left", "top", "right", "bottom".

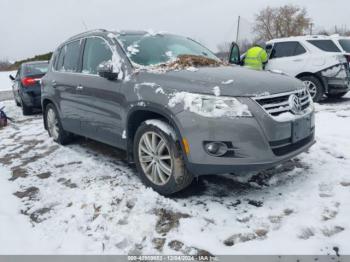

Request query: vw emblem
[{"left": 288, "top": 94, "right": 302, "bottom": 114}]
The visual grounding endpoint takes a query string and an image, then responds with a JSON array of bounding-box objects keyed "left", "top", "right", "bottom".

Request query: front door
[{"left": 77, "top": 36, "right": 125, "bottom": 147}]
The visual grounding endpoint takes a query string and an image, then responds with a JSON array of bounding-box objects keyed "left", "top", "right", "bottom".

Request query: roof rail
[{"left": 67, "top": 29, "right": 108, "bottom": 40}]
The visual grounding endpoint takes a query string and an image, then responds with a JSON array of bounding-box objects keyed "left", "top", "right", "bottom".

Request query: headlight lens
[{"left": 169, "top": 92, "right": 253, "bottom": 118}]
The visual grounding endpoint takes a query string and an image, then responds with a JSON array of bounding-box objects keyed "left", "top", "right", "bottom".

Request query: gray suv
[{"left": 41, "top": 29, "right": 316, "bottom": 195}]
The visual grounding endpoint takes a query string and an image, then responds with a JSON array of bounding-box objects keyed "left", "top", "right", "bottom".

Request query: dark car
[
  {"left": 9, "top": 61, "right": 49, "bottom": 115},
  {"left": 41, "top": 30, "right": 315, "bottom": 195}
]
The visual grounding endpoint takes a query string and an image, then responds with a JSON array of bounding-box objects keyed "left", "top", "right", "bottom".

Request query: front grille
[{"left": 254, "top": 89, "right": 311, "bottom": 116}]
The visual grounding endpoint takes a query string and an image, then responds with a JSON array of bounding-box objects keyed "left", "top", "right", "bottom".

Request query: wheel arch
[
  {"left": 126, "top": 105, "right": 186, "bottom": 163},
  {"left": 295, "top": 72, "right": 328, "bottom": 92},
  {"left": 42, "top": 98, "right": 59, "bottom": 130}
]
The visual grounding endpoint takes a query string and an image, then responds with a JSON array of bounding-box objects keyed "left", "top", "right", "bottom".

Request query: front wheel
[
  {"left": 44, "top": 103, "right": 72, "bottom": 145},
  {"left": 133, "top": 120, "right": 193, "bottom": 195},
  {"left": 299, "top": 76, "right": 324, "bottom": 102}
]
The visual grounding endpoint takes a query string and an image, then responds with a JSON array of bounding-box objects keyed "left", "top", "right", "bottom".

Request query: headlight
[{"left": 169, "top": 92, "right": 253, "bottom": 118}]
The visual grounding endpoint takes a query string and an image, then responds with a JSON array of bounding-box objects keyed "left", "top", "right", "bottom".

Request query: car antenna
[{"left": 82, "top": 20, "right": 88, "bottom": 30}]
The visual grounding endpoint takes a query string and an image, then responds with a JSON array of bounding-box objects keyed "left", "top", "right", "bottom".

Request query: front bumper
[
  {"left": 322, "top": 63, "right": 350, "bottom": 94},
  {"left": 175, "top": 99, "right": 315, "bottom": 176},
  {"left": 326, "top": 77, "right": 350, "bottom": 94}
]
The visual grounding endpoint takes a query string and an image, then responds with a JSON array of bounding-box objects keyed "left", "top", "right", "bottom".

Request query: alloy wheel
[
  {"left": 138, "top": 131, "right": 173, "bottom": 186},
  {"left": 303, "top": 80, "right": 317, "bottom": 99},
  {"left": 47, "top": 108, "right": 59, "bottom": 140}
]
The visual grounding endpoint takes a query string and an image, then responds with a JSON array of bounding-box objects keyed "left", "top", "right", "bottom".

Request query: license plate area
[{"left": 292, "top": 116, "right": 312, "bottom": 143}]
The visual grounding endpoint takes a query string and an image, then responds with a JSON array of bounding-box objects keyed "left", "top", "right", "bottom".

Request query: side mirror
[
  {"left": 97, "top": 62, "right": 119, "bottom": 80},
  {"left": 229, "top": 42, "right": 241, "bottom": 65},
  {"left": 9, "top": 75, "right": 15, "bottom": 81}
]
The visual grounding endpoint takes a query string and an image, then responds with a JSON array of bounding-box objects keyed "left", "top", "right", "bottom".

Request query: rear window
[
  {"left": 63, "top": 40, "right": 81, "bottom": 72},
  {"left": 56, "top": 47, "right": 65, "bottom": 71},
  {"left": 307, "top": 40, "right": 341, "bottom": 52},
  {"left": 23, "top": 63, "right": 48, "bottom": 77},
  {"left": 339, "top": 39, "right": 350, "bottom": 53}
]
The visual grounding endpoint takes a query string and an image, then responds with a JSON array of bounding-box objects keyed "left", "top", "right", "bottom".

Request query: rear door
[
  {"left": 52, "top": 40, "right": 83, "bottom": 134},
  {"left": 265, "top": 41, "right": 309, "bottom": 76},
  {"left": 76, "top": 36, "right": 125, "bottom": 147}
]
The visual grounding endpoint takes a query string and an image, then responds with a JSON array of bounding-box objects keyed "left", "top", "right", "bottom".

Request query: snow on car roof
[{"left": 267, "top": 35, "right": 336, "bottom": 44}]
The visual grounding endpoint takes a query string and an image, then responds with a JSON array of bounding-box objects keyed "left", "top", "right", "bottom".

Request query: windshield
[
  {"left": 23, "top": 63, "right": 48, "bottom": 77},
  {"left": 117, "top": 34, "right": 219, "bottom": 67},
  {"left": 339, "top": 39, "right": 350, "bottom": 53}
]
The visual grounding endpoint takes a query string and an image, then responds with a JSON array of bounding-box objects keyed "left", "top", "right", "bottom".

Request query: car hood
[{"left": 139, "top": 65, "right": 304, "bottom": 97}]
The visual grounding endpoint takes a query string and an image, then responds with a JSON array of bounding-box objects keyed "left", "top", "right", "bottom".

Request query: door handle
[{"left": 76, "top": 85, "right": 84, "bottom": 91}]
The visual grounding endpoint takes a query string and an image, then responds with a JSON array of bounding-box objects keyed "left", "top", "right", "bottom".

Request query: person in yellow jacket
[{"left": 243, "top": 44, "right": 268, "bottom": 71}]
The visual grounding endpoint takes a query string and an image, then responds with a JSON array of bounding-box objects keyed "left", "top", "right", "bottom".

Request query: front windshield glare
[{"left": 117, "top": 34, "right": 219, "bottom": 66}]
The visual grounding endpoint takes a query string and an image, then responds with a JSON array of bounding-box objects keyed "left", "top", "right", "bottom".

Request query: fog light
[{"left": 204, "top": 142, "right": 228, "bottom": 157}]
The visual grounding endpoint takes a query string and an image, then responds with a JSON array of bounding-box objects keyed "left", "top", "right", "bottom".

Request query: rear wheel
[
  {"left": 299, "top": 76, "right": 324, "bottom": 102},
  {"left": 133, "top": 120, "right": 193, "bottom": 195},
  {"left": 44, "top": 103, "right": 72, "bottom": 145},
  {"left": 326, "top": 92, "right": 347, "bottom": 99}
]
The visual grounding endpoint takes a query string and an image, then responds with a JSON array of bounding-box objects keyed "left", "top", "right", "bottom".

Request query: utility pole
[
  {"left": 310, "top": 23, "right": 313, "bottom": 35},
  {"left": 236, "top": 15, "right": 241, "bottom": 43}
]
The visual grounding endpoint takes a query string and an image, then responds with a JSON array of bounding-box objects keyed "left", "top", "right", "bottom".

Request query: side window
[
  {"left": 63, "top": 40, "right": 81, "bottom": 72},
  {"left": 56, "top": 47, "right": 65, "bottom": 71},
  {"left": 307, "top": 40, "right": 341, "bottom": 52},
  {"left": 294, "top": 42, "right": 307, "bottom": 56},
  {"left": 82, "top": 37, "right": 113, "bottom": 75},
  {"left": 269, "top": 42, "right": 306, "bottom": 59},
  {"left": 50, "top": 50, "right": 58, "bottom": 70}
]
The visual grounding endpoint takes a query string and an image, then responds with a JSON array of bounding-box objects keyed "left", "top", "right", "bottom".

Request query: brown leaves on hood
[{"left": 159, "top": 55, "right": 225, "bottom": 71}]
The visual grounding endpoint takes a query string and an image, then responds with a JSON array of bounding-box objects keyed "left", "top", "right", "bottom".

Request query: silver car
[{"left": 41, "top": 30, "right": 315, "bottom": 195}]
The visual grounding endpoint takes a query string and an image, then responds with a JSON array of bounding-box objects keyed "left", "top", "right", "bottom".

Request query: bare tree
[
  {"left": 0, "top": 59, "right": 12, "bottom": 71},
  {"left": 317, "top": 25, "right": 350, "bottom": 37},
  {"left": 253, "top": 5, "right": 311, "bottom": 41},
  {"left": 217, "top": 42, "right": 232, "bottom": 53}
]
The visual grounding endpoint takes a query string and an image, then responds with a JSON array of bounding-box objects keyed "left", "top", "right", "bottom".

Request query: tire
[
  {"left": 44, "top": 103, "right": 72, "bottom": 145},
  {"left": 21, "top": 99, "right": 33, "bottom": 116},
  {"left": 299, "top": 75, "right": 324, "bottom": 102},
  {"left": 133, "top": 120, "right": 193, "bottom": 195},
  {"left": 326, "top": 92, "right": 347, "bottom": 99}
]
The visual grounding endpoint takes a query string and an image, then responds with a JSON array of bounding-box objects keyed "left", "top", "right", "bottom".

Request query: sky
[{"left": 0, "top": 0, "right": 349, "bottom": 61}]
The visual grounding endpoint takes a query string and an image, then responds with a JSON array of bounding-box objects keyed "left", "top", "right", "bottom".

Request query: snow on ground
[
  {"left": 0, "top": 94, "right": 350, "bottom": 256},
  {"left": 0, "top": 71, "right": 16, "bottom": 91}
]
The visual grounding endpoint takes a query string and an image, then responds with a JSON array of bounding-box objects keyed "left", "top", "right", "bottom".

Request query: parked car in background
[
  {"left": 232, "top": 36, "right": 350, "bottom": 102},
  {"left": 330, "top": 35, "right": 350, "bottom": 65},
  {"left": 9, "top": 61, "right": 49, "bottom": 115},
  {"left": 264, "top": 36, "right": 350, "bottom": 101},
  {"left": 41, "top": 29, "right": 315, "bottom": 195}
]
